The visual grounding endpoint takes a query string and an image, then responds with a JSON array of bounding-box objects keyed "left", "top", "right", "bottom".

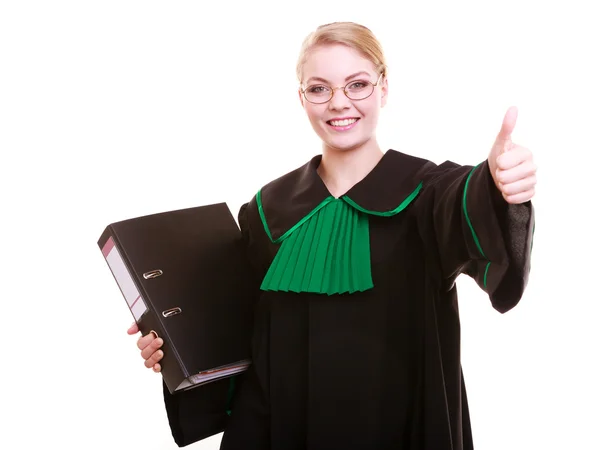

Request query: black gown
[{"left": 162, "top": 149, "right": 535, "bottom": 449}]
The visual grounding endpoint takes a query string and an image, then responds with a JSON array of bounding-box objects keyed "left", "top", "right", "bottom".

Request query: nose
[{"left": 328, "top": 87, "right": 351, "bottom": 111}]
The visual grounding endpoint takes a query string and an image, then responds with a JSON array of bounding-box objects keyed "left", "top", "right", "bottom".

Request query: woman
[{"left": 129, "top": 22, "right": 536, "bottom": 449}]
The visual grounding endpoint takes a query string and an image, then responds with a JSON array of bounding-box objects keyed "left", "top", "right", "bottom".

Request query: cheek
[
  {"left": 305, "top": 105, "right": 325, "bottom": 126},
  {"left": 357, "top": 100, "right": 381, "bottom": 126}
]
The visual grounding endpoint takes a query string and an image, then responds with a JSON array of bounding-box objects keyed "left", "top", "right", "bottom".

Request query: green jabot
[{"left": 260, "top": 197, "right": 373, "bottom": 295}]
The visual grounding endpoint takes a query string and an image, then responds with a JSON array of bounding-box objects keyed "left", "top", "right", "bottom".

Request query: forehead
[{"left": 302, "top": 44, "right": 376, "bottom": 83}]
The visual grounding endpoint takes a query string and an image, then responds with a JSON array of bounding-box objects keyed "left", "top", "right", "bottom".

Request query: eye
[
  {"left": 346, "top": 80, "right": 369, "bottom": 91},
  {"left": 307, "top": 85, "right": 330, "bottom": 94}
]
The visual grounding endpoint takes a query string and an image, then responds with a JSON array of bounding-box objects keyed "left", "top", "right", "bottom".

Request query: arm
[
  {"left": 162, "top": 202, "right": 259, "bottom": 446},
  {"left": 162, "top": 378, "right": 233, "bottom": 447},
  {"left": 414, "top": 107, "right": 536, "bottom": 313}
]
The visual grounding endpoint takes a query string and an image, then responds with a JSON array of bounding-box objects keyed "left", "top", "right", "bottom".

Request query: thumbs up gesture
[{"left": 488, "top": 106, "right": 537, "bottom": 204}]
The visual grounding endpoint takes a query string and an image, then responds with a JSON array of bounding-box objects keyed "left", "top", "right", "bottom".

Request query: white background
[{"left": 1, "top": 1, "right": 599, "bottom": 449}]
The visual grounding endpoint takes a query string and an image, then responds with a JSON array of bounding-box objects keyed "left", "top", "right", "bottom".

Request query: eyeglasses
[{"left": 301, "top": 72, "right": 384, "bottom": 104}]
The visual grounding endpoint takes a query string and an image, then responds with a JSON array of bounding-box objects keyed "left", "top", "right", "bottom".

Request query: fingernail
[{"left": 156, "top": 338, "right": 163, "bottom": 346}]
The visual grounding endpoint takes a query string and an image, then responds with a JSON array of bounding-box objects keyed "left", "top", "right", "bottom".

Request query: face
[{"left": 299, "top": 44, "right": 388, "bottom": 153}]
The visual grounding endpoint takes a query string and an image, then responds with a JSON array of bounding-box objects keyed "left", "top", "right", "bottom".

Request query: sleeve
[
  {"left": 162, "top": 378, "right": 233, "bottom": 447},
  {"left": 161, "top": 202, "right": 259, "bottom": 446},
  {"left": 414, "top": 159, "right": 535, "bottom": 313}
]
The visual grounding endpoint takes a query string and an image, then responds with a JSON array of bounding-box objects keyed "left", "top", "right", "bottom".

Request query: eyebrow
[{"left": 305, "top": 71, "right": 372, "bottom": 85}]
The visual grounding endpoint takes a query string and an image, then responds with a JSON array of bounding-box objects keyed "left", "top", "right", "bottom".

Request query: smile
[{"left": 327, "top": 118, "right": 359, "bottom": 131}]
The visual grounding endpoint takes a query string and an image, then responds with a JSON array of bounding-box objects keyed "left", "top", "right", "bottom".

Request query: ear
[
  {"left": 298, "top": 87, "right": 305, "bottom": 108},
  {"left": 380, "top": 76, "right": 389, "bottom": 108}
]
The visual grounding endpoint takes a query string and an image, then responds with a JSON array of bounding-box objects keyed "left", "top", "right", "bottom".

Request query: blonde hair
[{"left": 296, "top": 22, "right": 388, "bottom": 83}]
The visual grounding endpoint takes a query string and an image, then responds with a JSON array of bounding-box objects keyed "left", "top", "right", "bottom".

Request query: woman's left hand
[{"left": 488, "top": 106, "right": 537, "bottom": 204}]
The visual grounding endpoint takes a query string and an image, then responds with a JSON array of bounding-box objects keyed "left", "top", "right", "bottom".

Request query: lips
[
  {"left": 327, "top": 117, "right": 360, "bottom": 131},
  {"left": 327, "top": 118, "right": 359, "bottom": 127}
]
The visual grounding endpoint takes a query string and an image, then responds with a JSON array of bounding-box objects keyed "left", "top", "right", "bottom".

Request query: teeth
[{"left": 330, "top": 118, "right": 357, "bottom": 127}]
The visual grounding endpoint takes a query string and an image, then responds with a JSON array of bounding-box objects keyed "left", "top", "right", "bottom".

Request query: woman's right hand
[{"left": 127, "top": 323, "right": 164, "bottom": 373}]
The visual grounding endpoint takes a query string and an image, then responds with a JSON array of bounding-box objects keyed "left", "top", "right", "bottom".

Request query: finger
[
  {"left": 496, "top": 146, "right": 533, "bottom": 171},
  {"left": 500, "top": 175, "right": 537, "bottom": 196},
  {"left": 127, "top": 322, "right": 139, "bottom": 335},
  {"left": 144, "top": 350, "right": 164, "bottom": 369},
  {"left": 152, "top": 363, "right": 162, "bottom": 373},
  {"left": 137, "top": 333, "right": 153, "bottom": 350},
  {"left": 137, "top": 331, "right": 163, "bottom": 351},
  {"left": 140, "top": 337, "right": 164, "bottom": 360},
  {"left": 135, "top": 330, "right": 158, "bottom": 349},
  {"left": 503, "top": 188, "right": 535, "bottom": 204},
  {"left": 496, "top": 160, "right": 537, "bottom": 184},
  {"left": 496, "top": 106, "right": 518, "bottom": 146}
]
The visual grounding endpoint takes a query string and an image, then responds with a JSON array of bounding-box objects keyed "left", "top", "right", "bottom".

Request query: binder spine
[
  {"left": 101, "top": 229, "right": 189, "bottom": 381},
  {"left": 101, "top": 235, "right": 148, "bottom": 322}
]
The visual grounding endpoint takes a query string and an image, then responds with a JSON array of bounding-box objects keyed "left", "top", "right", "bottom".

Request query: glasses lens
[
  {"left": 304, "top": 85, "right": 331, "bottom": 104},
  {"left": 345, "top": 79, "right": 374, "bottom": 100}
]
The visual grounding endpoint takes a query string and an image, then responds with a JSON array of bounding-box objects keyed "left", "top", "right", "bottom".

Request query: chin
[
  {"left": 328, "top": 143, "right": 360, "bottom": 152},
  {"left": 324, "top": 135, "right": 371, "bottom": 153}
]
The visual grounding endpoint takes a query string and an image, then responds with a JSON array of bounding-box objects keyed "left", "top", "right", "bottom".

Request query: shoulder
[
  {"left": 390, "top": 150, "right": 464, "bottom": 182},
  {"left": 260, "top": 155, "right": 327, "bottom": 202},
  {"left": 242, "top": 155, "right": 331, "bottom": 243},
  {"left": 340, "top": 150, "right": 435, "bottom": 214}
]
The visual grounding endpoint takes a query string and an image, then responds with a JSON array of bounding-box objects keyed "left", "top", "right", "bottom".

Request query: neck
[{"left": 318, "top": 139, "right": 384, "bottom": 198}]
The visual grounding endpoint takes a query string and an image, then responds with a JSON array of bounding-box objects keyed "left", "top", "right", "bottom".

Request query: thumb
[
  {"left": 127, "top": 322, "right": 139, "bottom": 335},
  {"left": 496, "top": 106, "right": 518, "bottom": 150}
]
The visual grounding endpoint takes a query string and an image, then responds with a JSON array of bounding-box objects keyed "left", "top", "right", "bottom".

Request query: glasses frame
[{"left": 301, "top": 72, "right": 384, "bottom": 105}]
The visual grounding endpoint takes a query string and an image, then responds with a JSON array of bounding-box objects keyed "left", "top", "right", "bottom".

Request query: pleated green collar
[{"left": 257, "top": 149, "right": 433, "bottom": 244}]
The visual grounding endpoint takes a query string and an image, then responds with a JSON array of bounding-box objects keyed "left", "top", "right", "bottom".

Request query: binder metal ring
[
  {"left": 143, "top": 269, "right": 163, "bottom": 279},
  {"left": 162, "top": 307, "right": 182, "bottom": 318}
]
